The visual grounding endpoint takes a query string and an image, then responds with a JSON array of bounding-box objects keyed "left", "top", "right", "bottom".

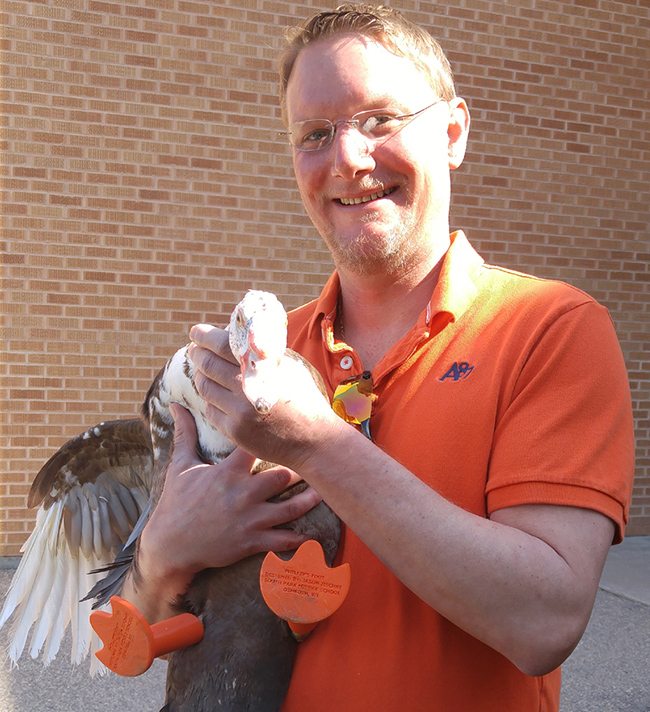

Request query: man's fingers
[
  {"left": 193, "top": 368, "right": 240, "bottom": 408},
  {"left": 190, "top": 323, "right": 238, "bottom": 365},
  {"left": 270, "top": 485, "right": 324, "bottom": 522},
  {"left": 188, "top": 324, "right": 241, "bottom": 408},
  {"left": 223, "top": 454, "right": 323, "bottom": 526},
  {"left": 190, "top": 343, "right": 243, "bottom": 404},
  {"left": 260, "top": 529, "right": 314, "bottom": 555},
  {"left": 251, "top": 465, "right": 303, "bottom": 501}
]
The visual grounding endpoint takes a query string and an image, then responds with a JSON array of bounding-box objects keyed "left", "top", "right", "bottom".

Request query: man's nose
[{"left": 330, "top": 125, "right": 376, "bottom": 179}]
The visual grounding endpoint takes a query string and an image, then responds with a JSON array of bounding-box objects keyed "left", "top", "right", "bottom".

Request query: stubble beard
[{"left": 323, "top": 208, "right": 420, "bottom": 278}]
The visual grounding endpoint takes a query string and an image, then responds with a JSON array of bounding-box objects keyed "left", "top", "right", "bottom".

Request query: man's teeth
[{"left": 339, "top": 187, "right": 394, "bottom": 205}]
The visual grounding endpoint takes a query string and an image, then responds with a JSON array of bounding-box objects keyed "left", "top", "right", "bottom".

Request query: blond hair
[{"left": 278, "top": 4, "right": 456, "bottom": 123}]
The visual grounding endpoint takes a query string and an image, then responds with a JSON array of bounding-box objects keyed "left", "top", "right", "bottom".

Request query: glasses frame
[{"left": 284, "top": 99, "right": 445, "bottom": 152}]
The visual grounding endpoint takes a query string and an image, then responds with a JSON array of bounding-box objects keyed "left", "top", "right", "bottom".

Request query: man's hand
[
  {"left": 122, "top": 402, "right": 323, "bottom": 622},
  {"left": 187, "top": 324, "right": 339, "bottom": 470}
]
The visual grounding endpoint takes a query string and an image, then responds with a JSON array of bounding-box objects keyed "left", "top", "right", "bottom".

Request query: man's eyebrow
[{"left": 291, "top": 98, "right": 408, "bottom": 122}]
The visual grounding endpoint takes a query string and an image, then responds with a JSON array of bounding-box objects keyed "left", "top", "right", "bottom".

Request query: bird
[{"left": 0, "top": 290, "right": 341, "bottom": 712}]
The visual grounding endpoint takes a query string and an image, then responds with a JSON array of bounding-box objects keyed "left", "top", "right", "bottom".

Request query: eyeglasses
[{"left": 285, "top": 99, "right": 445, "bottom": 152}]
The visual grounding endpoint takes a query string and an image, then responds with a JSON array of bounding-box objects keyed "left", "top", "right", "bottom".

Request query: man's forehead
[{"left": 285, "top": 34, "right": 433, "bottom": 121}]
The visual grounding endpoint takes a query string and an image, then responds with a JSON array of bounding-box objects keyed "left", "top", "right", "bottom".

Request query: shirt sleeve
[{"left": 485, "top": 300, "right": 635, "bottom": 543}]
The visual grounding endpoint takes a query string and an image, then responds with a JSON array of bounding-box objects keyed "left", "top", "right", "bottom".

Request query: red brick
[{"left": 1, "top": 0, "right": 648, "bottom": 556}]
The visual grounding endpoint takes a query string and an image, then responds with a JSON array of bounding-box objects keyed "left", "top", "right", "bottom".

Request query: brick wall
[{"left": 1, "top": 0, "right": 648, "bottom": 555}]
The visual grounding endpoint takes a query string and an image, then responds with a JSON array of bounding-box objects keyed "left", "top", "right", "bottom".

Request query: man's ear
[{"left": 448, "top": 98, "right": 470, "bottom": 170}]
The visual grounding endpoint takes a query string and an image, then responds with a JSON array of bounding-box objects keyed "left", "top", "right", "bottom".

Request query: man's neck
[{"left": 336, "top": 245, "right": 448, "bottom": 372}]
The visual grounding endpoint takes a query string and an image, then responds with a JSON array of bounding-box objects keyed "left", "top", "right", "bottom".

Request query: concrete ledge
[
  {"left": 0, "top": 557, "right": 20, "bottom": 570},
  {"left": 599, "top": 535, "right": 650, "bottom": 607}
]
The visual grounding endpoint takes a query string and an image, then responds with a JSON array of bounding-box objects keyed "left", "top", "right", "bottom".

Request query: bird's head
[{"left": 228, "top": 290, "right": 288, "bottom": 414}]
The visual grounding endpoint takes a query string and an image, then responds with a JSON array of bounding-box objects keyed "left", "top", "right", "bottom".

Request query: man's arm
[
  {"left": 297, "top": 420, "right": 614, "bottom": 676},
  {"left": 188, "top": 324, "right": 616, "bottom": 676}
]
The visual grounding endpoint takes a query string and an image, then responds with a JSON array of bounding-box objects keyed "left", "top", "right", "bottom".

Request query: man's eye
[
  {"left": 363, "top": 113, "right": 400, "bottom": 134},
  {"left": 302, "top": 128, "right": 330, "bottom": 145},
  {"left": 374, "top": 113, "right": 397, "bottom": 125}
]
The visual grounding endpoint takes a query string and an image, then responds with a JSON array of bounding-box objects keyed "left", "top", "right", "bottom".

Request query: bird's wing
[
  {"left": 0, "top": 418, "right": 153, "bottom": 673},
  {"left": 83, "top": 354, "right": 193, "bottom": 610}
]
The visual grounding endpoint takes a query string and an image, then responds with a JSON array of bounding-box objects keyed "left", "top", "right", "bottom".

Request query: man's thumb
[{"left": 169, "top": 402, "right": 199, "bottom": 466}]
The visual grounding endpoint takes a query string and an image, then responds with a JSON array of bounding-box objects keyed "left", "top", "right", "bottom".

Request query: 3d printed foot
[
  {"left": 90, "top": 596, "right": 204, "bottom": 676},
  {"left": 259, "top": 539, "right": 351, "bottom": 641}
]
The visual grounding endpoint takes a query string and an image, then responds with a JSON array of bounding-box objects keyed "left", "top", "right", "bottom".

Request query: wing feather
[
  {"left": 104, "top": 484, "right": 133, "bottom": 541},
  {"left": 0, "top": 419, "right": 153, "bottom": 673},
  {"left": 71, "top": 550, "right": 90, "bottom": 663},
  {"left": 43, "top": 554, "right": 70, "bottom": 664},
  {"left": 4, "top": 505, "right": 59, "bottom": 662},
  {"left": 96, "top": 488, "right": 114, "bottom": 552},
  {"left": 27, "top": 419, "right": 153, "bottom": 509},
  {"left": 79, "top": 486, "right": 94, "bottom": 559},
  {"left": 63, "top": 488, "right": 81, "bottom": 553},
  {"left": 38, "top": 552, "right": 69, "bottom": 664},
  {"left": 115, "top": 482, "right": 142, "bottom": 525},
  {"left": 29, "top": 538, "right": 65, "bottom": 660}
]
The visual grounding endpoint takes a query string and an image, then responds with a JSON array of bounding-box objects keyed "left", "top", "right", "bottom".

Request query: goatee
[{"left": 325, "top": 211, "right": 418, "bottom": 277}]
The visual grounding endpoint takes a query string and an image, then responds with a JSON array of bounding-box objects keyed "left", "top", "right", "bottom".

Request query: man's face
[{"left": 285, "top": 34, "right": 463, "bottom": 277}]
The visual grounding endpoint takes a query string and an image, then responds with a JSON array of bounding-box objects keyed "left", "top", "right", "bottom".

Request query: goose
[{"left": 0, "top": 290, "right": 341, "bottom": 711}]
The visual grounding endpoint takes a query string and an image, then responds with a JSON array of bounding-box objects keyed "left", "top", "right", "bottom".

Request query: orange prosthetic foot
[
  {"left": 260, "top": 539, "right": 351, "bottom": 641},
  {"left": 90, "top": 596, "right": 204, "bottom": 676}
]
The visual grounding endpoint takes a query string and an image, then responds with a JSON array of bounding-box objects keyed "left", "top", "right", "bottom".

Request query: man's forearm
[{"left": 295, "top": 417, "right": 613, "bottom": 675}]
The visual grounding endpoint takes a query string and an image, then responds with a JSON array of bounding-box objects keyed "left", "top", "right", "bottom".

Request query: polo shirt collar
[
  {"left": 431, "top": 230, "right": 484, "bottom": 323},
  {"left": 306, "top": 230, "right": 484, "bottom": 343},
  {"left": 306, "top": 271, "right": 342, "bottom": 344}
]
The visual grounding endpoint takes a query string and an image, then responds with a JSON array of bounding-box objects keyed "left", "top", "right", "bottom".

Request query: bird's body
[{"left": 0, "top": 291, "right": 340, "bottom": 711}]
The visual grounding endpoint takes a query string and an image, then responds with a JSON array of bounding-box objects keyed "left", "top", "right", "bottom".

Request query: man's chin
[
  {"left": 327, "top": 235, "right": 410, "bottom": 277},
  {"left": 326, "top": 213, "right": 417, "bottom": 267}
]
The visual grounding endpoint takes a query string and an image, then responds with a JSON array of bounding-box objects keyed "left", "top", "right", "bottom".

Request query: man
[{"left": 124, "top": 5, "right": 634, "bottom": 710}]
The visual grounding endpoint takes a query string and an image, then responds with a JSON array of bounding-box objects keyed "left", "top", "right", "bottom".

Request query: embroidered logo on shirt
[{"left": 439, "top": 361, "right": 475, "bottom": 382}]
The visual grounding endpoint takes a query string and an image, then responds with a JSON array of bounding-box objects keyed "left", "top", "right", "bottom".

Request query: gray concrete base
[{"left": 0, "top": 537, "right": 648, "bottom": 710}]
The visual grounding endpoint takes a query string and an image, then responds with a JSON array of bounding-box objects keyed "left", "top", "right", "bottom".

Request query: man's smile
[{"left": 336, "top": 186, "right": 398, "bottom": 206}]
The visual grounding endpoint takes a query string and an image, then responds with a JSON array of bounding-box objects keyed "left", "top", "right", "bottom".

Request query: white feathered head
[{"left": 228, "top": 290, "right": 288, "bottom": 414}]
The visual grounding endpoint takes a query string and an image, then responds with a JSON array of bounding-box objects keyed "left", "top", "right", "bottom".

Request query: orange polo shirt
[{"left": 281, "top": 231, "right": 634, "bottom": 712}]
